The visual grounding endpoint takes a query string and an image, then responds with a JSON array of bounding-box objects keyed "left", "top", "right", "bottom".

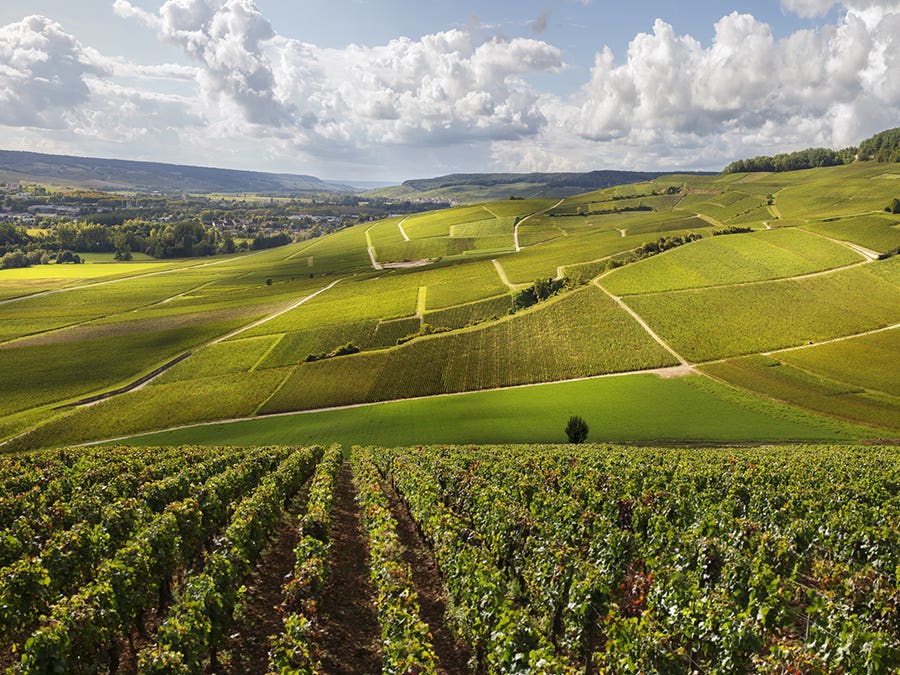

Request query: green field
[
  {"left": 106, "top": 372, "right": 868, "bottom": 448},
  {"left": 603, "top": 228, "right": 862, "bottom": 295},
  {"left": 2, "top": 162, "right": 899, "bottom": 450},
  {"left": 623, "top": 258, "right": 900, "bottom": 362}
]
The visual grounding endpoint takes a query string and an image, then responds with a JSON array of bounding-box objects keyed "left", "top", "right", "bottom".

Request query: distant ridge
[
  {"left": 0, "top": 149, "right": 353, "bottom": 194},
  {"left": 402, "top": 170, "right": 710, "bottom": 193},
  {"left": 363, "top": 169, "right": 718, "bottom": 202}
]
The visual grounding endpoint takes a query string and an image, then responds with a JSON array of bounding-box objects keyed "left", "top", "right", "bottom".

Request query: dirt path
[
  {"left": 381, "top": 480, "right": 472, "bottom": 674},
  {"left": 225, "top": 489, "right": 310, "bottom": 674},
  {"left": 491, "top": 258, "right": 522, "bottom": 290},
  {"left": 315, "top": 463, "right": 382, "bottom": 673},
  {"left": 397, "top": 217, "right": 411, "bottom": 242},
  {"left": 593, "top": 279, "right": 691, "bottom": 366},
  {"left": 513, "top": 198, "right": 565, "bottom": 252}
]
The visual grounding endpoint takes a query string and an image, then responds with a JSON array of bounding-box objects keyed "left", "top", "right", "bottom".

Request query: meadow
[{"left": 110, "top": 372, "right": 864, "bottom": 449}]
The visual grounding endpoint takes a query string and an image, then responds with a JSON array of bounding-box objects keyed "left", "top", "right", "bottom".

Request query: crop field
[
  {"left": 2, "top": 163, "right": 900, "bottom": 453},
  {"left": 702, "top": 355, "right": 900, "bottom": 431},
  {"left": 777, "top": 328, "right": 900, "bottom": 397},
  {"left": 0, "top": 319, "right": 251, "bottom": 415},
  {"left": 804, "top": 213, "right": 900, "bottom": 253},
  {"left": 3, "top": 443, "right": 893, "bottom": 673},
  {"left": 499, "top": 223, "right": 713, "bottom": 283},
  {"left": 603, "top": 228, "right": 862, "bottom": 295},
  {"left": 258, "top": 285, "right": 676, "bottom": 413},
  {"left": 774, "top": 162, "right": 900, "bottom": 219},
  {"left": 154, "top": 335, "right": 281, "bottom": 384},
  {"left": 424, "top": 294, "right": 512, "bottom": 330},
  {"left": 623, "top": 259, "right": 900, "bottom": 362}
]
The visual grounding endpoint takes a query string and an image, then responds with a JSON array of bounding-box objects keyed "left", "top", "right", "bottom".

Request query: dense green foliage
[
  {"left": 367, "top": 444, "right": 900, "bottom": 673},
  {"left": 859, "top": 127, "right": 900, "bottom": 163},
  {"left": 723, "top": 147, "right": 855, "bottom": 174}
]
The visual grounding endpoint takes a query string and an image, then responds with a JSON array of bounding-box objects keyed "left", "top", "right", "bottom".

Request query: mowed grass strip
[
  {"left": 624, "top": 259, "right": 900, "bottom": 362},
  {"left": 776, "top": 328, "right": 900, "bottom": 397},
  {"left": 262, "top": 285, "right": 676, "bottom": 413},
  {"left": 108, "top": 372, "right": 867, "bottom": 450},
  {"left": 702, "top": 356, "right": 900, "bottom": 432},
  {"left": 603, "top": 228, "right": 861, "bottom": 295}
]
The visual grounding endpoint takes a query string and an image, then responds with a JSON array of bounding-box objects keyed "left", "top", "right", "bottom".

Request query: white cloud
[
  {"left": 534, "top": 4, "right": 900, "bottom": 172},
  {"left": 112, "top": 0, "right": 564, "bottom": 154},
  {"left": 1, "top": 0, "right": 899, "bottom": 178},
  {"left": 0, "top": 15, "right": 107, "bottom": 128}
]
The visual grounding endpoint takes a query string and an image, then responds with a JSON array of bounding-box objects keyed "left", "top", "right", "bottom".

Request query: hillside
[
  {"left": 1, "top": 161, "right": 898, "bottom": 452},
  {"left": 0, "top": 150, "right": 352, "bottom": 194},
  {"left": 366, "top": 169, "right": 716, "bottom": 202}
]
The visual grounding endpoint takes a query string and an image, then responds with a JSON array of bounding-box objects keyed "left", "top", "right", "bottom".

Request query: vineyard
[{"left": 0, "top": 443, "right": 896, "bottom": 673}]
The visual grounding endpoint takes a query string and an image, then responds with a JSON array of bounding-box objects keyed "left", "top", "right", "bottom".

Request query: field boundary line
[
  {"left": 593, "top": 279, "right": 691, "bottom": 367},
  {"left": 250, "top": 333, "right": 286, "bottom": 372},
  {"left": 74, "top": 364, "right": 699, "bottom": 447},
  {"left": 210, "top": 277, "right": 344, "bottom": 344},
  {"left": 614, "top": 259, "right": 871, "bottom": 298},
  {"left": 252, "top": 366, "right": 297, "bottom": 415},
  {"left": 761, "top": 322, "right": 900, "bottom": 357},
  {"left": 513, "top": 198, "right": 565, "bottom": 252},
  {"left": 482, "top": 205, "right": 500, "bottom": 219}
]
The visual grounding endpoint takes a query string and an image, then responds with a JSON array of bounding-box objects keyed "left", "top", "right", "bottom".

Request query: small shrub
[{"left": 565, "top": 416, "right": 589, "bottom": 444}]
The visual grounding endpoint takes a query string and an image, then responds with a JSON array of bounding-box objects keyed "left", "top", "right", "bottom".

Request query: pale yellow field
[{"left": 0, "top": 261, "right": 169, "bottom": 281}]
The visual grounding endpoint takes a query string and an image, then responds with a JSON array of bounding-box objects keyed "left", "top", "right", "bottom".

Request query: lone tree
[{"left": 565, "top": 415, "right": 589, "bottom": 444}]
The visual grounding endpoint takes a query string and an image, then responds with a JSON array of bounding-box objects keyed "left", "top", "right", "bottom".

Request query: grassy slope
[
  {"left": 602, "top": 228, "right": 861, "bottom": 295},
  {"left": 99, "top": 372, "right": 874, "bottom": 449}
]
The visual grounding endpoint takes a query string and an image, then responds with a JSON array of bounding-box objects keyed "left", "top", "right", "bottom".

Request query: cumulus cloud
[
  {"left": 0, "top": 15, "right": 107, "bottom": 128},
  {"left": 565, "top": 4, "right": 900, "bottom": 165},
  {"left": 2, "top": 0, "right": 899, "bottom": 177},
  {"left": 112, "top": 0, "right": 564, "bottom": 153}
]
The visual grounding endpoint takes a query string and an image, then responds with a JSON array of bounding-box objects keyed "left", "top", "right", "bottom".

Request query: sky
[{"left": 0, "top": 1, "right": 898, "bottom": 182}]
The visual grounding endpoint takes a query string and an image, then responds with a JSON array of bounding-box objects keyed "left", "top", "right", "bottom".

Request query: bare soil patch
[{"left": 315, "top": 463, "right": 382, "bottom": 673}]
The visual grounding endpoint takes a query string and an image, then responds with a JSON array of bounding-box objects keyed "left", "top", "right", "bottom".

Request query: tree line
[
  {"left": 722, "top": 126, "right": 900, "bottom": 174},
  {"left": 0, "top": 219, "right": 295, "bottom": 269}
]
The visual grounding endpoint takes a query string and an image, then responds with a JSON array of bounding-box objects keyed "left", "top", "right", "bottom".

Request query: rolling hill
[
  {"left": 366, "top": 169, "right": 717, "bottom": 202},
  {"left": 0, "top": 160, "right": 898, "bottom": 451},
  {"left": 0, "top": 150, "right": 353, "bottom": 194}
]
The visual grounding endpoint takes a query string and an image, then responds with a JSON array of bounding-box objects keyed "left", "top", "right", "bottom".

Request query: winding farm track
[
  {"left": 513, "top": 198, "right": 566, "bottom": 252},
  {"left": 397, "top": 216, "right": 411, "bottom": 241}
]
